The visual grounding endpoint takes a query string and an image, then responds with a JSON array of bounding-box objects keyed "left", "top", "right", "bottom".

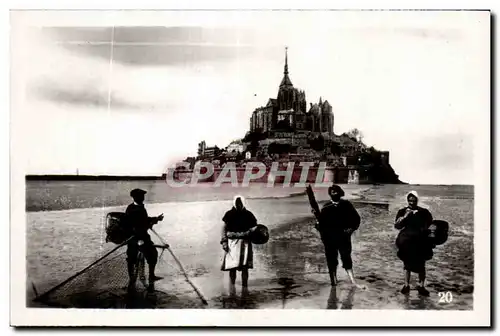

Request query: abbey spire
[
  {"left": 284, "top": 46, "right": 289, "bottom": 74},
  {"left": 279, "top": 47, "right": 293, "bottom": 88},
  {"left": 251, "top": 46, "right": 332, "bottom": 135}
]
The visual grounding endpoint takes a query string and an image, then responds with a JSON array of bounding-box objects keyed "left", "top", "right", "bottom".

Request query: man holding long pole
[
  {"left": 126, "top": 188, "right": 208, "bottom": 304},
  {"left": 311, "top": 184, "right": 363, "bottom": 288}
]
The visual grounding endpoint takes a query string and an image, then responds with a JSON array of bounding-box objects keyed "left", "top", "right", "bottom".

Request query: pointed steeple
[
  {"left": 284, "top": 46, "right": 289, "bottom": 75},
  {"left": 279, "top": 46, "right": 293, "bottom": 88}
]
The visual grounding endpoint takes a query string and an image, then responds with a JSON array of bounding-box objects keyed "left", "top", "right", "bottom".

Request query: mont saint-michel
[{"left": 174, "top": 48, "right": 402, "bottom": 185}]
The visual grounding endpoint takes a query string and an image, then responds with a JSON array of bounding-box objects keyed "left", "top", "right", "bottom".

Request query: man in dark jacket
[
  {"left": 126, "top": 188, "right": 165, "bottom": 292},
  {"left": 312, "top": 184, "right": 362, "bottom": 287}
]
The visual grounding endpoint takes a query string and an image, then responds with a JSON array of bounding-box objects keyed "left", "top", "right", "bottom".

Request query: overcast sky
[{"left": 12, "top": 11, "right": 489, "bottom": 184}]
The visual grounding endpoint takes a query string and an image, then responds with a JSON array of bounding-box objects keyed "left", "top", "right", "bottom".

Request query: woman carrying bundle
[
  {"left": 395, "top": 190, "right": 434, "bottom": 296},
  {"left": 220, "top": 196, "right": 259, "bottom": 289}
]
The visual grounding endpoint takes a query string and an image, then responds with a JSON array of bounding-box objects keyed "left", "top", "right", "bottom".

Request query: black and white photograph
[{"left": 10, "top": 9, "right": 491, "bottom": 327}]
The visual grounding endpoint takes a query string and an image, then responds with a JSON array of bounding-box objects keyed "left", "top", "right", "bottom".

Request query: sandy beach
[{"left": 25, "top": 183, "right": 474, "bottom": 310}]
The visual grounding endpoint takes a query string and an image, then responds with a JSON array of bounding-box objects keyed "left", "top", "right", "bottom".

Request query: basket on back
[{"left": 105, "top": 212, "right": 133, "bottom": 245}]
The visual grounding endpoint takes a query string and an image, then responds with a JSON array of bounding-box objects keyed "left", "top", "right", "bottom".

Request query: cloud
[
  {"left": 87, "top": 44, "right": 255, "bottom": 67},
  {"left": 45, "top": 26, "right": 256, "bottom": 45},
  {"left": 31, "top": 81, "right": 172, "bottom": 111},
  {"left": 45, "top": 26, "right": 261, "bottom": 66},
  {"left": 42, "top": 26, "right": 113, "bottom": 42}
]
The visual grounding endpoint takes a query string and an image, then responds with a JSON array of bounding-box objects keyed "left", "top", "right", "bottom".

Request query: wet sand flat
[{"left": 25, "top": 184, "right": 474, "bottom": 310}]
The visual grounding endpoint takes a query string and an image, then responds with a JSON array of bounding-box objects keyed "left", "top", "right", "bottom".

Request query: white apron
[{"left": 221, "top": 238, "right": 254, "bottom": 271}]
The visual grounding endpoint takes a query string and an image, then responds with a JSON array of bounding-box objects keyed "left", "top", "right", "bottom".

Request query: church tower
[
  {"left": 320, "top": 98, "right": 334, "bottom": 135},
  {"left": 280, "top": 47, "right": 293, "bottom": 88},
  {"left": 277, "top": 47, "right": 295, "bottom": 111},
  {"left": 275, "top": 47, "right": 307, "bottom": 131}
]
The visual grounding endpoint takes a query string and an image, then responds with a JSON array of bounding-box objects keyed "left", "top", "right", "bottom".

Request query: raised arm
[
  {"left": 395, "top": 208, "right": 410, "bottom": 230},
  {"left": 148, "top": 216, "right": 161, "bottom": 226}
]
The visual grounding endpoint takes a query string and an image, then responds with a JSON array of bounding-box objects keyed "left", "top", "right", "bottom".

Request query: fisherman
[
  {"left": 312, "top": 184, "right": 362, "bottom": 287},
  {"left": 220, "top": 196, "right": 259, "bottom": 289},
  {"left": 126, "top": 188, "right": 165, "bottom": 292},
  {"left": 395, "top": 191, "right": 434, "bottom": 296}
]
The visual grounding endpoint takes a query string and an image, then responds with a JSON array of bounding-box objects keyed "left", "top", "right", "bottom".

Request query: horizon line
[{"left": 24, "top": 174, "right": 473, "bottom": 187}]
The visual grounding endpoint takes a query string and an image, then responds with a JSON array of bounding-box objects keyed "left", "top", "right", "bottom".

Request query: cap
[{"left": 130, "top": 188, "right": 147, "bottom": 198}]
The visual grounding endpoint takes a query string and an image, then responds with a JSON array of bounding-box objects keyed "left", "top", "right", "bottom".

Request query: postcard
[{"left": 10, "top": 9, "right": 491, "bottom": 327}]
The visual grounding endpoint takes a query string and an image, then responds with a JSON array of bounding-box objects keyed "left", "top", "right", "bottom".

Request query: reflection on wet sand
[
  {"left": 219, "top": 225, "right": 323, "bottom": 309},
  {"left": 402, "top": 293, "right": 434, "bottom": 310},
  {"left": 220, "top": 284, "right": 258, "bottom": 309},
  {"left": 220, "top": 281, "right": 302, "bottom": 309},
  {"left": 277, "top": 277, "right": 301, "bottom": 308},
  {"left": 327, "top": 286, "right": 356, "bottom": 309},
  {"left": 57, "top": 287, "right": 206, "bottom": 309},
  {"left": 264, "top": 224, "right": 325, "bottom": 308}
]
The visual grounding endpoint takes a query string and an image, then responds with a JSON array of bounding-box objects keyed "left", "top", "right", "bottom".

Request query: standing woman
[
  {"left": 220, "top": 196, "right": 258, "bottom": 288},
  {"left": 395, "top": 191, "right": 434, "bottom": 296}
]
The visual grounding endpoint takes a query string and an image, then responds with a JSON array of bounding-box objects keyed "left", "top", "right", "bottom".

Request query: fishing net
[
  {"left": 32, "top": 213, "right": 172, "bottom": 309},
  {"left": 32, "top": 244, "right": 174, "bottom": 308}
]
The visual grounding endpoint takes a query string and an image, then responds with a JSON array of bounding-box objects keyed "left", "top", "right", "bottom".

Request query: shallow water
[{"left": 25, "top": 183, "right": 474, "bottom": 310}]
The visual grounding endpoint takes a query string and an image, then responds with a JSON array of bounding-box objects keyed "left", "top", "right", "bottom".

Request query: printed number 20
[{"left": 438, "top": 291, "right": 453, "bottom": 303}]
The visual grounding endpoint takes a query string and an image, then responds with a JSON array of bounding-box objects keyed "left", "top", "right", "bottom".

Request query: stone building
[{"left": 250, "top": 48, "right": 334, "bottom": 136}]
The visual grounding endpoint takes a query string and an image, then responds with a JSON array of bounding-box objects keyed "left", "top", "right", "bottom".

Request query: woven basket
[
  {"left": 105, "top": 212, "right": 133, "bottom": 245},
  {"left": 250, "top": 224, "right": 269, "bottom": 245},
  {"left": 428, "top": 220, "right": 449, "bottom": 246}
]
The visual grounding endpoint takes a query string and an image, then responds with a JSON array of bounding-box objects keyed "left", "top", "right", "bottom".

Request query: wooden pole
[{"left": 151, "top": 229, "right": 208, "bottom": 305}]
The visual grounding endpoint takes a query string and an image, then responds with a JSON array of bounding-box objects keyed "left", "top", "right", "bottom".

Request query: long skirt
[
  {"left": 221, "top": 238, "right": 254, "bottom": 271},
  {"left": 396, "top": 233, "right": 433, "bottom": 273}
]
